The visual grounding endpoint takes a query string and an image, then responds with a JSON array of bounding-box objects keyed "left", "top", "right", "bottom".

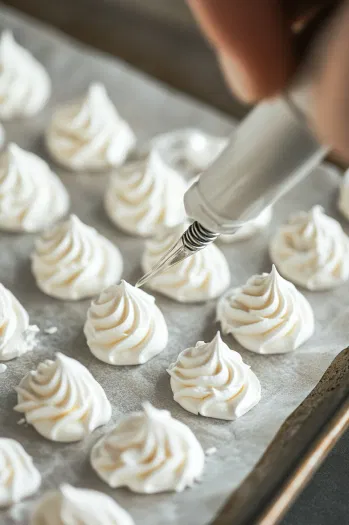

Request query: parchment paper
[{"left": 0, "top": 6, "right": 348, "bottom": 525}]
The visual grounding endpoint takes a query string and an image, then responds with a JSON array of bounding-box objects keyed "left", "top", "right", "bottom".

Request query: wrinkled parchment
[{"left": 0, "top": 7, "right": 348, "bottom": 525}]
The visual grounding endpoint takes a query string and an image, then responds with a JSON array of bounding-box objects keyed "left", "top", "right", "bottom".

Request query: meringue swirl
[
  {"left": 31, "top": 485, "right": 134, "bottom": 525},
  {"left": 0, "top": 30, "right": 51, "bottom": 119},
  {"left": 15, "top": 352, "right": 111, "bottom": 442},
  {"left": 168, "top": 332, "right": 261, "bottom": 420},
  {"left": 217, "top": 265, "right": 314, "bottom": 354},
  {"left": 31, "top": 214, "right": 123, "bottom": 300},
  {"left": 104, "top": 149, "right": 187, "bottom": 236},
  {"left": 0, "top": 438, "right": 41, "bottom": 507},
  {"left": 220, "top": 206, "right": 272, "bottom": 243},
  {"left": 0, "top": 144, "right": 69, "bottom": 232},
  {"left": 91, "top": 402, "right": 205, "bottom": 493},
  {"left": 46, "top": 83, "right": 135, "bottom": 171},
  {"left": 141, "top": 222, "right": 230, "bottom": 302},
  {"left": 270, "top": 206, "right": 349, "bottom": 290},
  {"left": 150, "top": 128, "right": 228, "bottom": 178},
  {"left": 0, "top": 283, "right": 30, "bottom": 361},
  {"left": 84, "top": 280, "right": 168, "bottom": 365}
]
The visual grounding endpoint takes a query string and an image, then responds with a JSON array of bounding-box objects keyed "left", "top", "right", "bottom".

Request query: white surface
[
  {"left": 91, "top": 403, "right": 205, "bottom": 494},
  {"left": 84, "top": 281, "right": 168, "bottom": 365},
  {"left": 168, "top": 332, "right": 261, "bottom": 419},
  {"left": 217, "top": 266, "right": 315, "bottom": 354},
  {"left": 0, "top": 143, "right": 69, "bottom": 232},
  {"left": 0, "top": 6, "right": 347, "bottom": 525}
]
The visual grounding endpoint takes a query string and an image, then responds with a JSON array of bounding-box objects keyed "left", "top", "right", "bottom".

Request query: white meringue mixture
[
  {"left": 142, "top": 222, "right": 230, "bottom": 302},
  {"left": 168, "top": 332, "right": 261, "bottom": 420},
  {"left": 0, "top": 438, "right": 41, "bottom": 507},
  {"left": 149, "top": 128, "right": 228, "bottom": 179},
  {"left": 217, "top": 265, "right": 314, "bottom": 354},
  {"left": 0, "top": 283, "right": 31, "bottom": 361},
  {"left": 30, "top": 485, "right": 134, "bottom": 525},
  {"left": 15, "top": 352, "right": 112, "bottom": 442},
  {"left": 104, "top": 148, "right": 187, "bottom": 236},
  {"left": 90, "top": 402, "right": 205, "bottom": 493},
  {"left": 46, "top": 83, "right": 135, "bottom": 171},
  {"left": 31, "top": 214, "right": 123, "bottom": 300},
  {"left": 0, "top": 30, "right": 51, "bottom": 119},
  {"left": 84, "top": 280, "right": 168, "bottom": 365},
  {"left": 0, "top": 144, "right": 69, "bottom": 232},
  {"left": 270, "top": 205, "right": 349, "bottom": 290}
]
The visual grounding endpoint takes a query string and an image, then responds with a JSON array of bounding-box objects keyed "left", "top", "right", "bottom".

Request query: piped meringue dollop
[
  {"left": 0, "top": 30, "right": 51, "bottom": 119},
  {"left": 0, "top": 283, "right": 30, "bottom": 361},
  {"left": 270, "top": 206, "right": 349, "bottom": 290},
  {"left": 15, "top": 352, "right": 111, "bottom": 442},
  {"left": 84, "top": 280, "right": 168, "bottom": 365},
  {"left": 220, "top": 206, "right": 272, "bottom": 243},
  {"left": 31, "top": 485, "right": 134, "bottom": 525},
  {"left": 91, "top": 402, "right": 205, "bottom": 493},
  {"left": 0, "top": 144, "right": 69, "bottom": 232},
  {"left": 217, "top": 265, "right": 314, "bottom": 354},
  {"left": 338, "top": 168, "right": 349, "bottom": 220},
  {"left": 104, "top": 149, "right": 187, "bottom": 236},
  {"left": 168, "top": 332, "right": 261, "bottom": 420},
  {"left": 46, "top": 83, "right": 135, "bottom": 171},
  {"left": 0, "top": 438, "right": 41, "bottom": 507},
  {"left": 150, "top": 128, "right": 228, "bottom": 179},
  {"left": 141, "top": 222, "right": 230, "bottom": 302},
  {"left": 31, "top": 214, "right": 123, "bottom": 300}
]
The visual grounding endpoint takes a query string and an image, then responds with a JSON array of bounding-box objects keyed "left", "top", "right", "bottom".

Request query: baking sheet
[{"left": 0, "top": 6, "right": 348, "bottom": 525}]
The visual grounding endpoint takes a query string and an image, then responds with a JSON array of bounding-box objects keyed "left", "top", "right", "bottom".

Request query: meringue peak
[
  {"left": 84, "top": 280, "right": 167, "bottom": 365},
  {"left": 168, "top": 332, "right": 260, "bottom": 420},
  {"left": 90, "top": 404, "right": 205, "bottom": 493},
  {"left": 217, "top": 266, "right": 314, "bottom": 354}
]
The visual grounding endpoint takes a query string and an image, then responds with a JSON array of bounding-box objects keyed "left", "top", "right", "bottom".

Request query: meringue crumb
[
  {"left": 0, "top": 363, "right": 7, "bottom": 374},
  {"left": 24, "top": 325, "right": 40, "bottom": 351},
  {"left": 44, "top": 326, "right": 58, "bottom": 335},
  {"left": 205, "top": 447, "right": 217, "bottom": 456},
  {"left": 17, "top": 418, "right": 26, "bottom": 425}
]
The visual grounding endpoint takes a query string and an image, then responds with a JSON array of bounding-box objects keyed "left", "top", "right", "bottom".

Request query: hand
[{"left": 188, "top": 0, "right": 349, "bottom": 160}]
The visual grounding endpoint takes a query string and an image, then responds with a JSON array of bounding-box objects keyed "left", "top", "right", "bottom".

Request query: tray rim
[{"left": 212, "top": 347, "right": 349, "bottom": 525}]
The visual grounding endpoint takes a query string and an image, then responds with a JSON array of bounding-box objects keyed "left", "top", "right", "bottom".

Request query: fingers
[
  {"left": 188, "top": 0, "right": 337, "bottom": 102},
  {"left": 188, "top": 0, "right": 295, "bottom": 101},
  {"left": 313, "top": 0, "right": 349, "bottom": 160}
]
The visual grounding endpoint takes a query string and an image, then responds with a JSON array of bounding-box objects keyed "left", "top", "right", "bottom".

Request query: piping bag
[{"left": 136, "top": 79, "right": 329, "bottom": 288}]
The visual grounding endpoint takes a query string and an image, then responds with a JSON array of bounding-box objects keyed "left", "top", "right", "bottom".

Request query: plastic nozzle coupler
[{"left": 136, "top": 84, "right": 329, "bottom": 289}]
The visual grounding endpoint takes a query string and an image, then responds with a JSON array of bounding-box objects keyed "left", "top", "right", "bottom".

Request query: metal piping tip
[
  {"left": 136, "top": 238, "right": 190, "bottom": 288},
  {"left": 136, "top": 222, "right": 220, "bottom": 289}
]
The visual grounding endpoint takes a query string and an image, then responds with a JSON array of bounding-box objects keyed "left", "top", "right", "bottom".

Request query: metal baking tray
[{"left": 0, "top": 6, "right": 348, "bottom": 525}]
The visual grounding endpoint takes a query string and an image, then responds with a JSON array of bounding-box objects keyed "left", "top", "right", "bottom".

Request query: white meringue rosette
[
  {"left": 91, "top": 402, "right": 205, "bottom": 494},
  {"left": 141, "top": 222, "right": 230, "bottom": 302},
  {"left": 0, "top": 438, "right": 41, "bottom": 507},
  {"left": 217, "top": 265, "right": 314, "bottom": 354},
  {"left": 220, "top": 206, "right": 272, "bottom": 243},
  {"left": 15, "top": 352, "right": 111, "bottom": 442},
  {"left": 30, "top": 485, "right": 134, "bottom": 525},
  {"left": 104, "top": 147, "right": 187, "bottom": 236},
  {"left": 46, "top": 83, "right": 135, "bottom": 171},
  {"left": 0, "top": 283, "right": 31, "bottom": 361},
  {"left": 338, "top": 168, "right": 349, "bottom": 220},
  {"left": 0, "top": 30, "right": 51, "bottom": 119},
  {"left": 31, "top": 214, "right": 123, "bottom": 300},
  {"left": 84, "top": 280, "right": 168, "bottom": 365},
  {"left": 149, "top": 128, "right": 228, "bottom": 179},
  {"left": 168, "top": 332, "right": 261, "bottom": 420},
  {"left": 270, "top": 206, "right": 349, "bottom": 290},
  {"left": 0, "top": 144, "right": 69, "bottom": 232}
]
